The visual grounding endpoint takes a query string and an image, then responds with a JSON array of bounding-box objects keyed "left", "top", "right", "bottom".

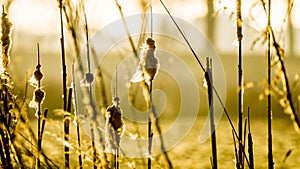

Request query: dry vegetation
[{"left": 0, "top": 0, "right": 300, "bottom": 169}]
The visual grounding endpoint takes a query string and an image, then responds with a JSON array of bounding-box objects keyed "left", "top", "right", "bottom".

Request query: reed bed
[{"left": 0, "top": 0, "right": 299, "bottom": 169}]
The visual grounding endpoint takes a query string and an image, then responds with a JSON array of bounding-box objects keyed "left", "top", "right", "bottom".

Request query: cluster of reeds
[
  {"left": 0, "top": 7, "right": 57, "bottom": 168},
  {"left": 0, "top": 7, "right": 15, "bottom": 168},
  {"left": 0, "top": 0, "right": 299, "bottom": 168}
]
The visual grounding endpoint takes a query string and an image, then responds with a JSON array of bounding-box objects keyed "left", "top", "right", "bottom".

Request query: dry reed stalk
[
  {"left": 131, "top": 38, "right": 159, "bottom": 169},
  {"left": 115, "top": 0, "right": 138, "bottom": 58},
  {"left": 260, "top": 0, "right": 300, "bottom": 140},
  {"left": 205, "top": 57, "right": 218, "bottom": 169},
  {"left": 115, "top": 1, "right": 172, "bottom": 166},
  {"left": 159, "top": 0, "right": 251, "bottom": 167},
  {"left": 28, "top": 43, "right": 46, "bottom": 168},
  {"left": 63, "top": 88, "right": 72, "bottom": 168},
  {"left": 128, "top": 83, "right": 147, "bottom": 168},
  {"left": 72, "top": 62, "right": 83, "bottom": 169},
  {"left": 236, "top": 0, "right": 244, "bottom": 168},
  {"left": 247, "top": 108, "right": 254, "bottom": 169},
  {"left": 266, "top": 1, "right": 274, "bottom": 168},
  {"left": 105, "top": 97, "right": 125, "bottom": 169},
  {"left": 58, "top": 0, "right": 70, "bottom": 167},
  {"left": 81, "top": 7, "right": 100, "bottom": 167},
  {"left": 232, "top": 130, "right": 239, "bottom": 169}
]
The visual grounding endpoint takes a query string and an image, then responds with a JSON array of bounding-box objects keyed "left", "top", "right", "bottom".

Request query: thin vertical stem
[
  {"left": 59, "top": 0, "right": 68, "bottom": 168},
  {"left": 206, "top": 58, "right": 218, "bottom": 169},
  {"left": 159, "top": 1, "right": 251, "bottom": 166},
  {"left": 59, "top": 0, "right": 67, "bottom": 112},
  {"left": 41, "top": 109, "right": 48, "bottom": 139},
  {"left": 148, "top": 81, "right": 153, "bottom": 169},
  {"left": 116, "top": 148, "right": 119, "bottom": 169},
  {"left": 232, "top": 130, "right": 239, "bottom": 169},
  {"left": 64, "top": 88, "right": 72, "bottom": 168},
  {"left": 36, "top": 43, "right": 42, "bottom": 169},
  {"left": 287, "top": 0, "right": 294, "bottom": 58},
  {"left": 247, "top": 108, "right": 254, "bottom": 169},
  {"left": 72, "top": 63, "right": 83, "bottom": 169},
  {"left": 90, "top": 122, "right": 97, "bottom": 169},
  {"left": 77, "top": 123, "right": 83, "bottom": 169},
  {"left": 267, "top": 0, "right": 274, "bottom": 168},
  {"left": 84, "top": 11, "right": 91, "bottom": 73},
  {"left": 236, "top": 0, "right": 244, "bottom": 168},
  {"left": 150, "top": 3, "right": 153, "bottom": 38}
]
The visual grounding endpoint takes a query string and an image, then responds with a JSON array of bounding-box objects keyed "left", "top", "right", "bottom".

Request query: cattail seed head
[
  {"left": 34, "top": 89, "right": 45, "bottom": 103},
  {"left": 105, "top": 97, "right": 125, "bottom": 152},
  {"left": 85, "top": 72, "right": 94, "bottom": 83},
  {"left": 80, "top": 72, "right": 94, "bottom": 86},
  {"left": 0, "top": 8, "right": 12, "bottom": 72},
  {"left": 34, "top": 67, "right": 43, "bottom": 81},
  {"left": 131, "top": 38, "right": 159, "bottom": 83},
  {"left": 29, "top": 89, "right": 46, "bottom": 112}
]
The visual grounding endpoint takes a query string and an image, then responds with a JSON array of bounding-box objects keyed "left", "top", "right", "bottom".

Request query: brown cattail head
[
  {"left": 130, "top": 38, "right": 159, "bottom": 83},
  {"left": 34, "top": 65, "right": 43, "bottom": 81},
  {"left": 34, "top": 89, "right": 45, "bottom": 103},
  {"left": 29, "top": 88, "right": 46, "bottom": 113},
  {"left": 0, "top": 8, "right": 12, "bottom": 72},
  {"left": 105, "top": 97, "right": 125, "bottom": 151}
]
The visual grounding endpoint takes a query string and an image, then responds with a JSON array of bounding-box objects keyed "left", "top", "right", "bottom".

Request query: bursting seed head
[{"left": 130, "top": 38, "right": 159, "bottom": 83}]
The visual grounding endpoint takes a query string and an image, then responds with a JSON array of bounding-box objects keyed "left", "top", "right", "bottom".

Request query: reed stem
[
  {"left": 59, "top": 0, "right": 69, "bottom": 167},
  {"left": 267, "top": 0, "right": 274, "bottom": 168},
  {"left": 72, "top": 63, "right": 83, "bottom": 169},
  {"left": 159, "top": 1, "right": 250, "bottom": 166},
  {"left": 236, "top": 0, "right": 244, "bottom": 168},
  {"left": 247, "top": 108, "right": 254, "bottom": 169},
  {"left": 206, "top": 58, "right": 218, "bottom": 169},
  {"left": 36, "top": 43, "right": 42, "bottom": 169},
  {"left": 148, "top": 81, "right": 153, "bottom": 169}
]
